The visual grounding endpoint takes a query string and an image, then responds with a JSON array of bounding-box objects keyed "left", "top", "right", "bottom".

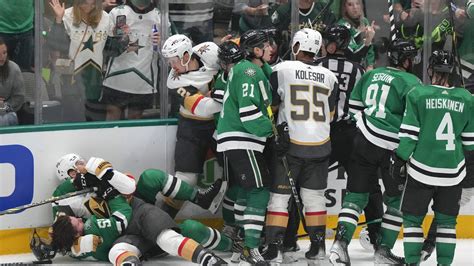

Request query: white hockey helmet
[
  {"left": 162, "top": 34, "right": 193, "bottom": 60},
  {"left": 292, "top": 28, "right": 322, "bottom": 56},
  {"left": 192, "top": 42, "right": 220, "bottom": 71},
  {"left": 55, "top": 153, "right": 83, "bottom": 181}
]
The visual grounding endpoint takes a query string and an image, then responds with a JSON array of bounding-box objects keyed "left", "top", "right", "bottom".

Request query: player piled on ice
[
  {"left": 315, "top": 24, "right": 383, "bottom": 252},
  {"left": 261, "top": 28, "right": 338, "bottom": 264},
  {"left": 45, "top": 155, "right": 229, "bottom": 265},
  {"left": 391, "top": 50, "right": 474, "bottom": 266},
  {"left": 162, "top": 34, "right": 225, "bottom": 218},
  {"left": 216, "top": 29, "right": 274, "bottom": 266},
  {"left": 329, "top": 39, "right": 422, "bottom": 266}
]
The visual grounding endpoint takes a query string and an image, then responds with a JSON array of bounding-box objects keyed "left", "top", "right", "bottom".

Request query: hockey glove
[
  {"left": 71, "top": 234, "right": 102, "bottom": 256},
  {"left": 85, "top": 157, "right": 113, "bottom": 179},
  {"left": 389, "top": 150, "right": 407, "bottom": 182},
  {"left": 275, "top": 122, "right": 290, "bottom": 158},
  {"left": 73, "top": 173, "right": 101, "bottom": 190}
]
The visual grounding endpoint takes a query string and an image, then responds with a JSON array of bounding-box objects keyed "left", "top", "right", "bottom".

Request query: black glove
[
  {"left": 389, "top": 150, "right": 407, "bottom": 182},
  {"left": 97, "top": 179, "right": 121, "bottom": 201},
  {"left": 73, "top": 173, "right": 101, "bottom": 190},
  {"left": 275, "top": 122, "right": 290, "bottom": 157}
]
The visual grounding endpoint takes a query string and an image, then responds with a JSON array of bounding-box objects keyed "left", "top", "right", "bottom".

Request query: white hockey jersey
[
  {"left": 63, "top": 8, "right": 112, "bottom": 71},
  {"left": 273, "top": 60, "right": 338, "bottom": 158},
  {"left": 103, "top": 5, "right": 171, "bottom": 94}
]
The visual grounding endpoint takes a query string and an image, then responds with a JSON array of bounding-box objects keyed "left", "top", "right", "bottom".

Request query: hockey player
[
  {"left": 329, "top": 39, "right": 422, "bottom": 266},
  {"left": 315, "top": 24, "right": 383, "bottom": 252},
  {"left": 263, "top": 28, "right": 337, "bottom": 263},
  {"left": 391, "top": 50, "right": 474, "bottom": 265},
  {"left": 216, "top": 29, "right": 273, "bottom": 265},
  {"left": 102, "top": 0, "right": 170, "bottom": 120},
  {"left": 161, "top": 34, "right": 220, "bottom": 218},
  {"left": 49, "top": 157, "right": 228, "bottom": 265}
]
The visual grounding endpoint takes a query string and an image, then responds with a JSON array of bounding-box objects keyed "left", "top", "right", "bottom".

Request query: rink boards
[{"left": 0, "top": 120, "right": 473, "bottom": 255}]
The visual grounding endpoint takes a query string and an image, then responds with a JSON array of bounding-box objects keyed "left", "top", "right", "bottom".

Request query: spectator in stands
[
  {"left": 48, "top": 0, "right": 112, "bottom": 122},
  {"left": 102, "top": 0, "right": 170, "bottom": 120},
  {"left": 169, "top": 0, "right": 214, "bottom": 44},
  {"left": 0, "top": 0, "right": 34, "bottom": 71},
  {"left": 0, "top": 37, "right": 25, "bottom": 126},
  {"left": 338, "top": 0, "right": 376, "bottom": 70},
  {"left": 271, "top": 0, "right": 336, "bottom": 59},
  {"left": 234, "top": 0, "right": 280, "bottom": 33}
]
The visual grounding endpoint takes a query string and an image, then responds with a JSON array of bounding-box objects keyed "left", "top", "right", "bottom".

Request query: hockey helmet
[
  {"left": 218, "top": 41, "right": 244, "bottom": 68},
  {"left": 162, "top": 34, "right": 193, "bottom": 60},
  {"left": 428, "top": 49, "right": 454, "bottom": 74},
  {"left": 292, "top": 28, "right": 322, "bottom": 56},
  {"left": 56, "top": 153, "right": 83, "bottom": 181},
  {"left": 193, "top": 42, "right": 220, "bottom": 70},
  {"left": 324, "top": 24, "right": 351, "bottom": 51},
  {"left": 387, "top": 39, "right": 418, "bottom": 66},
  {"left": 240, "top": 29, "right": 270, "bottom": 57},
  {"left": 30, "top": 229, "right": 57, "bottom": 262}
]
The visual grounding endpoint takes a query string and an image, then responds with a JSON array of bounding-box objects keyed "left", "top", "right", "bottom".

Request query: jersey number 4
[
  {"left": 436, "top": 113, "right": 455, "bottom": 151},
  {"left": 290, "top": 84, "right": 329, "bottom": 122}
]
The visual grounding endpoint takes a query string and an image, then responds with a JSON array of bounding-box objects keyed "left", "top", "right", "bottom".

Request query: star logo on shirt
[
  {"left": 81, "top": 35, "right": 98, "bottom": 52},
  {"left": 244, "top": 68, "right": 256, "bottom": 77},
  {"left": 197, "top": 44, "right": 210, "bottom": 55},
  {"left": 127, "top": 39, "right": 145, "bottom": 55}
]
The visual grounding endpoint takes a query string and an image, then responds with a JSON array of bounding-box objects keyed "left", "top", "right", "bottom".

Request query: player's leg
[
  {"left": 131, "top": 198, "right": 226, "bottom": 265},
  {"left": 135, "top": 168, "right": 225, "bottom": 212},
  {"left": 401, "top": 175, "right": 433, "bottom": 265},
  {"left": 179, "top": 219, "right": 232, "bottom": 251},
  {"left": 432, "top": 184, "right": 462, "bottom": 265},
  {"left": 361, "top": 181, "right": 383, "bottom": 250},
  {"left": 329, "top": 132, "right": 376, "bottom": 264},
  {"left": 299, "top": 156, "right": 329, "bottom": 261},
  {"left": 263, "top": 154, "right": 300, "bottom": 262},
  {"left": 225, "top": 149, "right": 270, "bottom": 265}
]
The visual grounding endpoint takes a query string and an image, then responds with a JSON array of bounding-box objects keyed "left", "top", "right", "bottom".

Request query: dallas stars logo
[
  {"left": 81, "top": 35, "right": 98, "bottom": 52},
  {"left": 244, "top": 68, "right": 256, "bottom": 77},
  {"left": 127, "top": 39, "right": 145, "bottom": 55},
  {"left": 197, "top": 44, "right": 210, "bottom": 55}
]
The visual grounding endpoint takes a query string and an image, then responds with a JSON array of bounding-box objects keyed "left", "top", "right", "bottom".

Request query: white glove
[
  {"left": 86, "top": 157, "right": 113, "bottom": 179},
  {"left": 460, "top": 187, "right": 474, "bottom": 206},
  {"left": 71, "top": 234, "right": 102, "bottom": 256}
]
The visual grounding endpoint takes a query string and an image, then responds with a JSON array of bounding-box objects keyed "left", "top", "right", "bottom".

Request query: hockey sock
[
  {"left": 244, "top": 186, "right": 270, "bottom": 248},
  {"left": 403, "top": 214, "right": 424, "bottom": 264},
  {"left": 135, "top": 169, "right": 197, "bottom": 204},
  {"left": 434, "top": 212, "right": 457, "bottom": 265},
  {"left": 380, "top": 195, "right": 403, "bottom": 249},
  {"left": 108, "top": 242, "right": 141, "bottom": 266},
  {"left": 265, "top": 192, "right": 291, "bottom": 243},
  {"left": 179, "top": 219, "right": 232, "bottom": 251},
  {"left": 337, "top": 192, "right": 368, "bottom": 243},
  {"left": 301, "top": 188, "right": 327, "bottom": 243},
  {"left": 222, "top": 185, "right": 238, "bottom": 227},
  {"left": 365, "top": 188, "right": 383, "bottom": 244},
  {"left": 234, "top": 185, "right": 246, "bottom": 229},
  {"left": 156, "top": 229, "right": 204, "bottom": 263}
]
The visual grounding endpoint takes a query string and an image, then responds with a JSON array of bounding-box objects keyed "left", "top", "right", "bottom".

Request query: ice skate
[
  {"left": 200, "top": 251, "right": 228, "bottom": 265},
  {"left": 239, "top": 247, "right": 269, "bottom": 266},
  {"left": 306, "top": 239, "right": 326, "bottom": 260},
  {"left": 261, "top": 242, "right": 283, "bottom": 264},
  {"left": 374, "top": 245, "right": 404, "bottom": 265},
  {"left": 420, "top": 239, "right": 435, "bottom": 261},
  {"left": 193, "top": 179, "right": 227, "bottom": 213}
]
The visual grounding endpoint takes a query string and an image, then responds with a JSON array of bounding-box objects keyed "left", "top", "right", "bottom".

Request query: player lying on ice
[{"left": 35, "top": 155, "right": 230, "bottom": 265}]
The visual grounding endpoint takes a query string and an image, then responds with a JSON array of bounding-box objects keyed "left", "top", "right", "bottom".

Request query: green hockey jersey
[
  {"left": 348, "top": 67, "right": 421, "bottom": 150},
  {"left": 397, "top": 85, "right": 474, "bottom": 186},
  {"left": 217, "top": 60, "right": 273, "bottom": 152},
  {"left": 78, "top": 196, "right": 132, "bottom": 261}
]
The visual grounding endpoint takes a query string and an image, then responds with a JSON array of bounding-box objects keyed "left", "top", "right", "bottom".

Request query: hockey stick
[
  {"left": 445, "top": 0, "right": 465, "bottom": 87},
  {"left": 281, "top": 0, "right": 335, "bottom": 60},
  {"left": 257, "top": 80, "right": 308, "bottom": 231},
  {"left": 0, "top": 187, "right": 96, "bottom": 216},
  {"left": 296, "top": 218, "right": 383, "bottom": 238}
]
